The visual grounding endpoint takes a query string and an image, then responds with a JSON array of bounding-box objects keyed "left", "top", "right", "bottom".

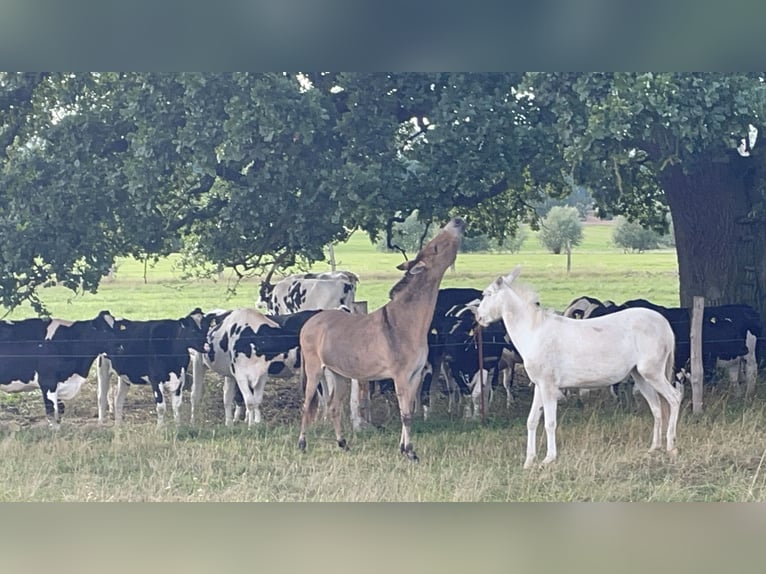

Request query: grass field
[
  {"left": 1, "top": 222, "right": 680, "bottom": 320},
  {"left": 3, "top": 222, "right": 766, "bottom": 502}
]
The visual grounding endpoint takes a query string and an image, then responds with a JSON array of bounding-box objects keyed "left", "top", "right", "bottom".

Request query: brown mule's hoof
[
  {"left": 338, "top": 438, "right": 349, "bottom": 451},
  {"left": 298, "top": 437, "right": 307, "bottom": 452},
  {"left": 400, "top": 443, "right": 419, "bottom": 462}
]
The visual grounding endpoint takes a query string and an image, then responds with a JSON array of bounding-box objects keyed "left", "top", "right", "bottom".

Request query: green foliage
[
  {"left": 1, "top": 72, "right": 765, "bottom": 317},
  {"left": 538, "top": 206, "right": 583, "bottom": 254},
  {"left": 374, "top": 211, "right": 437, "bottom": 253},
  {"left": 533, "top": 185, "right": 594, "bottom": 219},
  {"left": 376, "top": 211, "right": 528, "bottom": 254},
  {"left": 612, "top": 216, "right": 663, "bottom": 252}
]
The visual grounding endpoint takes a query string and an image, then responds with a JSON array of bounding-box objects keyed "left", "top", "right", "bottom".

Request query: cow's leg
[
  {"left": 524, "top": 384, "right": 544, "bottom": 469},
  {"left": 249, "top": 373, "right": 269, "bottom": 426},
  {"left": 441, "top": 363, "right": 458, "bottom": 415},
  {"left": 420, "top": 364, "right": 433, "bottom": 420},
  {"left": 358, "top": 378, "right": 371, "bottom": 427},
  {"left": 233, "top": 383, "right": 245, "bottom": 422},
  {"left": 469, "top": 369, "right": 490, "bottom": 420},
  {"left": 169, "top": 372, "right": 185, "bottom": 425},
  {"left": 40, "top": 385, "right": 60, "bottom": 428},
  {"left": 151, "top": 381, "right": 167, "bottom": 426},
  {"left": 233, "top": 378, "right": 257, "bottom": 427},
  {"left": 113, "top": 377, "right": 129, "bottom": 426},
  {"left": 189, "top": 350, "right": 206, "bottom": 425},
  {"left": 349, "top": 378, "right": 371, "bottom": 431},
  {"left": 503, "top": 364, "right": 515, "bottom": 408},
  {"left": 96, "top": 354, "right": 111, "bottom": 424},
  {"left": 723, "top": 358, "right": 743, "bottom": 397},
  {"left": 222, "top": 376, "right": 237, "bottom": 426}
]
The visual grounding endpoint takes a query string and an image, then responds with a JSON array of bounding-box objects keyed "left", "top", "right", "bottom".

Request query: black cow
[
  {"left": 0, "top": 311, "right": 116, "bottom": 425},
  {"left": 588, "top": 299, "right": 762, "bottom": 381},
  {"left": 202, "top": 308, "right": 322, "bottom": 426},
  {"left": 422, "top": 293, "right": 520, "bottom": 419},
  {"left": 97, "top": 309, "right": 208, "bottom": 426},
  {"left": 605, "top": 301, "right": 758, "bottom": 371},
  {"left": 367, "top": 289, "right": 520, "bottom": 421}
]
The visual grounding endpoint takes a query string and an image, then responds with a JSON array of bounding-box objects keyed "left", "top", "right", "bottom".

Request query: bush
[
  {"left": 538, "top": 206, "right": 583, "bottom": 254},
  {"left": 612, "top": 216, "right": 662, "bottom": 253}
]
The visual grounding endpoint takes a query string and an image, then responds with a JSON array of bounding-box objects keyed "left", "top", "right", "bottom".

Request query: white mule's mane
[{"left": 506, "top": 281, "right": 553, "bottom": 328}]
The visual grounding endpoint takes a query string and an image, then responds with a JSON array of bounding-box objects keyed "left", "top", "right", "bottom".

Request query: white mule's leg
[
  {"left": 524, "top": 385, "right": 544, "bottom": 469},
  {"left": 540, "top": 388, "right": 559, "bottom": 465}
]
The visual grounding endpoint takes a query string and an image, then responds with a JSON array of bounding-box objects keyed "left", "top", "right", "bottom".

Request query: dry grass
[
  {"left": 2, "top": 369, "right": 765, "bottom": 501},
  {"left": 1, "top": 223, "right": 762, "bottom": 501}
]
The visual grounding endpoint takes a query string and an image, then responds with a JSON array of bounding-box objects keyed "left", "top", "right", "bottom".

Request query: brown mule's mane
[{"left": 388, "top": 268, "right": 415, "bottom": 300}]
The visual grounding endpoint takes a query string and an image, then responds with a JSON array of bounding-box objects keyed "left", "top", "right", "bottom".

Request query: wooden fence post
[{"left": 690, "top": 296, "right": 705, "bottom": 414}]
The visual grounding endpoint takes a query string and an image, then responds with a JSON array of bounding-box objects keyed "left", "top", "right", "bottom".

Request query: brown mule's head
[{"left": 390, "top": 218, "right": 465, "bottom": 300}]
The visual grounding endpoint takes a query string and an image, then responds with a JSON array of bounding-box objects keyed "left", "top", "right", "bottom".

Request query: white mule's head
[{"left": 476, "top": 266, "right": 521, "bottom": 326}]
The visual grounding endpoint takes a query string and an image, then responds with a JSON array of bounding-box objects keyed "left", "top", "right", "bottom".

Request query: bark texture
[{"left": 659, "top": 152, "right": 765, "bottom": 323}]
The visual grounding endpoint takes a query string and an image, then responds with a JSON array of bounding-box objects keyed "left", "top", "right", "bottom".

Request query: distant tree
[
  {"left": 612, "top": 216, "right": 662, "bottom": 252},
  {"left": 533, "top": 184, "right": 594, "bottom": 219},
  {"left": 538, "top": 206, "right": 583, "bottom": 254}
]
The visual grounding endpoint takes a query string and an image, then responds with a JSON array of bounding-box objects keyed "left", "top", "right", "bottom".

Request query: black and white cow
[
  {"left": 563, "top": 295, "right": 615, "bottom": 319},
  {"left": 201, "top": 308, "right": 322, "bottom": 426},
  {"left": 0, "top": 311, "right": 116, "bottom": 425},
  {"left": 572, "top": 297, "right": 763, "bottom": 397},
  {"left": 259, "top": 270, "right": 367, "bottom": 427},
  {"left": 589, "top": 300, "right": 762, "bottom": 378},
  {"left": 97, "top": 309, "right": 209, "bottom": 426},
  {"left": 420, "top": 288, "right": 521, "bottom": 419},
  {"left": 259, "top": 270, "right": 359, "bottom": 315}
]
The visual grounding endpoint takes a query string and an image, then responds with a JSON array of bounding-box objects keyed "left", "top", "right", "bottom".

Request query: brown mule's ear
[
  {"left": 396, "top": 260, "right": 415, "bottom": 271},
  {"left": 406, "top": 261, "right": 427, "bottom": 275}
]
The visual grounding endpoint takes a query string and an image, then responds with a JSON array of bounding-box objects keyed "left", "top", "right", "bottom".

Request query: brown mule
[{"left": 297, "top": 218, "right": 465, "bottom": 461}]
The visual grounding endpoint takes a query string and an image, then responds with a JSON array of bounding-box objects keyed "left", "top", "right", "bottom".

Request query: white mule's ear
[
  {"left": 504, "top": 265, "right": 522, "bottom": 285},
  {"left": 493, "top": 276, "right": 504, "bottom": 289}
]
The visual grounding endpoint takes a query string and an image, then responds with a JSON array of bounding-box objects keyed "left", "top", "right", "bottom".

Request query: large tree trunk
[{"left": 659, "top": 153, "right": 766, "bottom": 323}]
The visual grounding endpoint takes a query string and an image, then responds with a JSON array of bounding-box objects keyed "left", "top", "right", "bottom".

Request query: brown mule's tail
[{"left": 301, "top": 349, "right": 320, "bottom": 424}]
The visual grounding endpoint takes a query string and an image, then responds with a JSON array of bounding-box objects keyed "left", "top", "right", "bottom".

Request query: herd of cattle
[{"left": 0, "top": 269, "right": 764, "bottom": 429}]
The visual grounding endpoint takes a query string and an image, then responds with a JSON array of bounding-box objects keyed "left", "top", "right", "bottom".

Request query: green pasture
[
  {"left": 1, "top": 222, "right": 680, "bottom": 320},
  {"left": 6, "top": 221, "right": 764, "bottom": 502}
]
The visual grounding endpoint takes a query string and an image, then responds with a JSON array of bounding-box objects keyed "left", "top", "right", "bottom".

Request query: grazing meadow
[{"left": 2, "top": 222, "right": 766, "bottom": 502}]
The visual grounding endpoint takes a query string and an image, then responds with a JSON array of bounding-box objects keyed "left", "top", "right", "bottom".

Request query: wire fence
[{"left": 0, "top": 333, "right": 761, "bottom": 361}]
